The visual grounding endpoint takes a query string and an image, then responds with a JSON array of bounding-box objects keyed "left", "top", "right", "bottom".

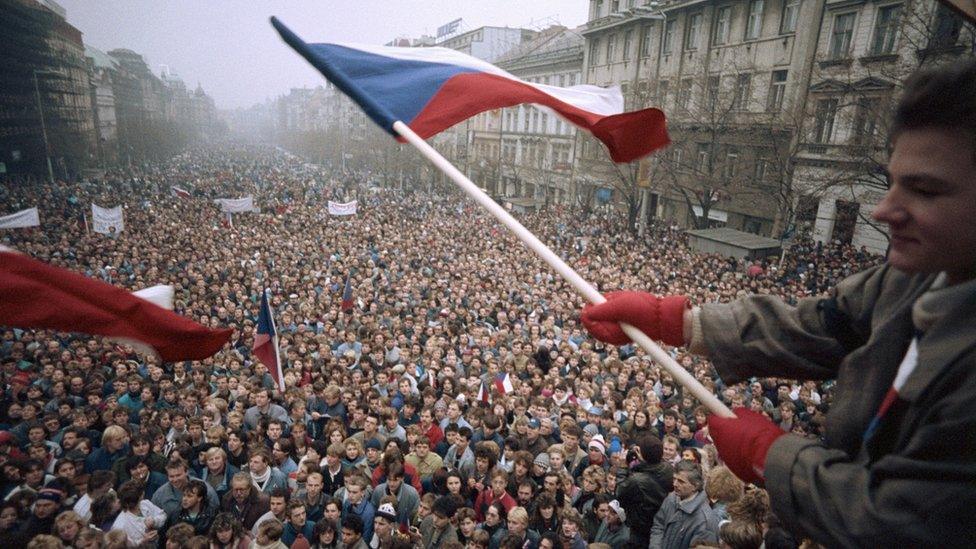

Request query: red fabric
[
  {"left": 370, "top": 462, "right": 423, "bottom": 494},
  {"left": 474, "top": 489, "right": 517, "bottom": 522},
  {"left": 424, "top": 423, "right": 444, "bottom": 448},
  {"left": 407, "top": 72, "right": 670, "bottom": 163},
  {"left": 0, "top": 251, "right": 231, "bottom": 361},
  {"left": 581, "top": 291, "right": 689, "bottom": 346},
  {"left": 708, "top": 408, "right": 786, "bottom": 485}
]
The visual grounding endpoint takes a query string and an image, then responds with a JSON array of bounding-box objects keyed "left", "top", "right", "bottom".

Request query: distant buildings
[
  {"left": 254, "top": 2, "right": 972, "bottom": 253},
  {"left": 0, "top": 0, "right": 220, "bottom": 179}
]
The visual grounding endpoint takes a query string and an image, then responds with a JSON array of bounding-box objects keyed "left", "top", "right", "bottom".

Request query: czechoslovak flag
[
  {"left": 253, "top": 288, "right": 285, "bottom": 391},
  {"left": 494, "top": 372, "right": 514, "bottom": 395},
  {"left": 271, "top": 18, "right": 669, "bottom": 163},
  {"left": 341, "top": 274, "right": 354, "bottom": 313},
  {"left": 0, "top": 246, "right": 231, "bottom": 361}
]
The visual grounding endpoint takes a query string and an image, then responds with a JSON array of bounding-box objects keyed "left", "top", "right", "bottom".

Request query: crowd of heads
[{"left": 0, "top": 144, "right": 882, "bottom": 548}]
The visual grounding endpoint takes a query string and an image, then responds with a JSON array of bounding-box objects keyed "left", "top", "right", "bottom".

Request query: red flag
[
  {"left": 341, "top": 273, "right": 354, "bottom": 312},
  {"left": 0, "top": 249, "right": 231, "bottom": 361}
]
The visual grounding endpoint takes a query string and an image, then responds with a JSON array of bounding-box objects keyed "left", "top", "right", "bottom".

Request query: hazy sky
[{"left": 59, "top": 1, "right": 588, "bottom": 110}]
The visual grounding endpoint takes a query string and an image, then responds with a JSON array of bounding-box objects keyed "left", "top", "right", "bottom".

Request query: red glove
[
  {"left": 581, "top": 291, "right": 689, "bottom": 346},
  {"left": 708, "top": 408, "right": 786, "bottom": 484}
]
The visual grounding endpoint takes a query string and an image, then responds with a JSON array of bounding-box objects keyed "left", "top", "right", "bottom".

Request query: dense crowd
[{"left": 0, "top": 144, "right": 882, "bottom": 549}]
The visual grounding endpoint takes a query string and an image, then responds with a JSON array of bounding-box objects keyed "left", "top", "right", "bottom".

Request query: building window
[
  {"left": 686, "top": 13, "right": 703, "bottom": 50},
  {"left": 589, "top": 38, "right": 601, "bottom": 64},
  {"left": 678, "top": 78, "right": 693, "bottom": 110},
  {"left": 930, "top": 4, "right": 963, "bottom": 49},
  {"left": 611, "top": 0, "right": 620, "bottom": 12},
  {"left": 780, "top": 0, "right": 800, "bottom": 34},
  {"left": 663, "top": 20, "right": 677, "bottom": 54},
  {"left": 714, "top": 6, "right": 732, "bottom": 45},
  {"left": 640, "top": 25, "right": 653, "bottom": 56},
  {"left": 852, "top": 96, "right": 882, "bottom": 145},
  {"left": 813, "top": 98, "right": 839, "bottom": 143},
  {"left": 746, "top": 0, "right": 764, "bottom": 40},
  {"left": 607, "top": 34, "right": 617, "bottom": 62},
  {"left": 733, "top": 74, "right": 752, "bottom": 110},
  {"left": 706, "top": 75, "right": 721, "bottom": 111},
  {"left": 870, "top": 4, "right": 902, "bottom": 54},
  {"left": 697, "top": 144, "right": 711, "bottom": 172},
  {"left": 767, "top": 70, "right": 787, "bottom": 111},
  {"left": 658, "top": 80, "right": 670, "bottom": 106},
  {"left": 623, "top": 30, "right": 633, "bottom": 60},
  {"left": 724, "top": 150, "right": 739, "bottom": 179},
  {"left": 829, "top": 13, "right": 856, "bottom": 59},
  {"left": 754, "top": 158, "right": 769, "bottom": 180}
]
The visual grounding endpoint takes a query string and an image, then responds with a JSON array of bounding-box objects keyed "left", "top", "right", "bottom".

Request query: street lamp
[{"left": 32, "top": 69, "right": 62, "bottom": 183}]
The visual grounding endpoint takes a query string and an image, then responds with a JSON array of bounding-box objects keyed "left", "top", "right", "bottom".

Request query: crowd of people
[{"left": 0, "top": 144, "right": 882, "bottom": 549}]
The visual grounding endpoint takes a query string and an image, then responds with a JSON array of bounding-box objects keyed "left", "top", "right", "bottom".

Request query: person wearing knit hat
[
  {"left": 594, "top": 499, "right": 631, "bottom": 546},
  {"left": 532, "top": 452, "right": 550, "bottom": 476},
  {"left": 588, "top": 434, "right": 606, "bottom": 454},
  {"left": 373, "top": 502, "right": 398, "bottom": 548}
]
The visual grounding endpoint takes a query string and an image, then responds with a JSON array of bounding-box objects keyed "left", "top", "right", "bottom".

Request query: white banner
[
  {"left": 0, "top": 207, "right": 40, "bottom": 229},
  {"left": 214, "top": 196, "right": 257, "bottom": 213},
  {"left": 328, "top": 200, "right": 358, "bottom": 216},
  {"left": 92, "top": 204, "right": 124, "bottom": 234}
]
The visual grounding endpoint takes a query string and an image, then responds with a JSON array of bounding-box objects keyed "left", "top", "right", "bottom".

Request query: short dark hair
[
  {"left": 343, "top": 513, "right": 364, "bottom": 534},
  {"left": 892, "top": 59, "right": 976, "bottom": 147},
  {"left": 431, "top": 495, "right": 458, "bottom": 519}
]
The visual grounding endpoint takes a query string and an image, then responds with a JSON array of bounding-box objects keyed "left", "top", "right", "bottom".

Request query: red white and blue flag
[
  {"left": 477, "top": 381, "right": 491, "bottom": 405},
  {"left": 171, "top": 186, "right": 191, "bottom": 199},
  {"left": 253, "top": 289, "right": 284, "bottom": 391},
  {"left": 494, "top": 373, "right": 514, "bottom": 395},
  {"left": 341, "top": 274, "right": 354, "bottom": 313},
  {"left": 271, "top": 18, "right": 669, "bottom": 163}
]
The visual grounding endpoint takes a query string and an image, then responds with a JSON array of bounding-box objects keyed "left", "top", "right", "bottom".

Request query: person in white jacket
[{"left": 111, "top": 480, "right": 167, "bottom": 546}]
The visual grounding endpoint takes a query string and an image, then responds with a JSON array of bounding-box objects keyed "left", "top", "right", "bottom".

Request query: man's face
[
  {"left": 346, "top": 484, "right": 363, "bottom": 504},
  {"left": 289, "top": 505, "right": 307, "bottom": 527},
  {"left": 341, "top": 527, "right": 361, "bottom": 545},
  {"left": 432, "top": 512, "right": 451, "bottom": 530},
  {"left": 306, "top": 475, "right": 322, "bottom": 497},
  {"left": 875, "top": 128, "right": 976, "bottom": 283},
  {"left": 267, "top": 423, "right": 282, "bottom": 440},
  {"left": 517, "top": 484, "right": 533, "bottom": 503},
  {"left": 269, "top": 496, "right": 287, "bottom": 515},
  {"left": 249, "top": 455, "right": 267, "bottom": 474},
  {"left": 663, "top": 442, "right": 678, "bottom": 461},
  {"left": 562, "top": 433, "right": 578, "bottom": 451},
  {"left": 182, "top": 489, "right": 202, "bottom": 510},
  {"left": 387, "top": 474, "right": 403, "bottom": 493},
  {"left": 167, "top": 466, "right": 188, "bottom": 489},
  {"left": 673, "top": 471, "right": 698, "bottom": 499},
  {"left": 34, "top": 499, "right": 58, "bottom": 519}
]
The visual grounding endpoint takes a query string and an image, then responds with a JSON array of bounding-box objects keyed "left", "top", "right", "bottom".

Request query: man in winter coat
[
  {"left": 581, "top": 59, "right": 976, "bottom": 548},
  {"left": 614, "top": 434, "right": 672, "bottom": 548},
  {"left": 649, "top": 461, "right": 718, "bottom": 548}
]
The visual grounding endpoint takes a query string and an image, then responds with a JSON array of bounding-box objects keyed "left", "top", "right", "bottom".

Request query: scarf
[{"left": 251, "top": 466, "right": 272, "bottom": 491}]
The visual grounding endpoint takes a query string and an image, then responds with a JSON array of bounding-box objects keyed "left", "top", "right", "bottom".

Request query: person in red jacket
[{"left": 474, "top": 469, "right": 516, "bottom": 522}]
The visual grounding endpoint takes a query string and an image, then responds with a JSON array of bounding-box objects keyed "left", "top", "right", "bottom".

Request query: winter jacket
[
  {"left": 614, "top": 461, "right": 672, "bottom": 547},
  {"left": 699, "top": 266, "right": 976, "bottom": 547},
  {"left": 649, "top": 490, "right": 718, "bottom": 549}
]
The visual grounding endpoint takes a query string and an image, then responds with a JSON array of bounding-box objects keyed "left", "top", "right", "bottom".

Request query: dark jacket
[
  {"left": 163, "top": 502, "right": 218, "bottom": 541},
  {"left": 700, "top": 266, "right": 976, "bottom": 547},
  {"left": 615, "top": 461, "right": 672, "bottom": 547},
  {"left": 221, "top": 488, "right": 270, "bottom": 531},
  {"left": 649, "top": 490, "right": 718, "bottom": 549}
]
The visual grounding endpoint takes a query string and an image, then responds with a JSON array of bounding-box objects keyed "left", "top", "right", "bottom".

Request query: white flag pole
[{"left": 392, "top": 121, "right": 733, "bottom": 418}]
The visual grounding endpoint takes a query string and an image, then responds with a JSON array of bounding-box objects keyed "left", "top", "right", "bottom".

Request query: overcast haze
[{"left": 58, "top": 1, "right": 588, "bottom": 110}]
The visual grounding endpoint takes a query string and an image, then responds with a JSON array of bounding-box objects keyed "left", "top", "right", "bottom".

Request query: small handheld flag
[{"left": 254, "top": 289, "right": 285, "bottom": 391}]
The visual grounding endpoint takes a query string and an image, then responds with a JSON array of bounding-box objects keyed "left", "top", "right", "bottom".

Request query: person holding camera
[{"left": 614, "top": 433, "right": 673, "bottom": 548}]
